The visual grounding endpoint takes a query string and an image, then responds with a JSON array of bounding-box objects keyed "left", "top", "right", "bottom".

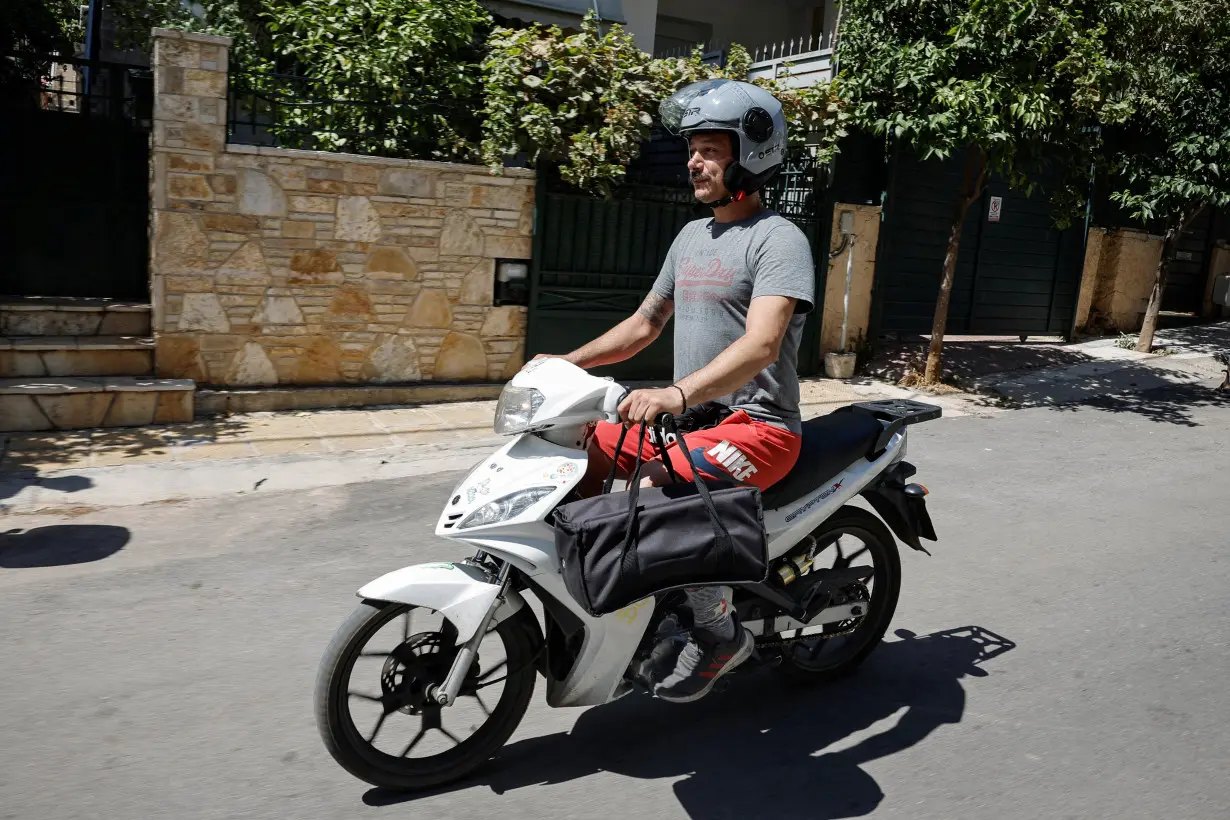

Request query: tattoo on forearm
[{"left": 637, "top": 292, "right": 673, "bottom": 328}]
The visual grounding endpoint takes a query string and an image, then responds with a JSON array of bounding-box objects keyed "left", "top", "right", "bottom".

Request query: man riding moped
[{"left": 535, "top": 79, "right": 816, "bottom": 702}]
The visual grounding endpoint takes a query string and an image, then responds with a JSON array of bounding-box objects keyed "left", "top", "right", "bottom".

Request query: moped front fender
[{"left": 358, "top": 561, "right": 527, "bottom": 643}]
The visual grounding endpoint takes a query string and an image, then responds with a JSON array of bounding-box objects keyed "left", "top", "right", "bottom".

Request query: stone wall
[
  {"left": 149, "top": 28, "right": 533, "bottom": 388},
  {"left": 819, "top": 204, "right": 881, "bottom": 357},
  {"left": 1073, "top": 227, "right": 1164, "bottom": 334}
]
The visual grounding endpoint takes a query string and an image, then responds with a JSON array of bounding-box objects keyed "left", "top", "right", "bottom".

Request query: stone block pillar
[
  {"left": 149, "top": 28, "right": 233, "bottom": 364},
  {"left": 1073, "top": 227, "right": 1163, "bottom": 334},
  {"left": 1072, "top": 227, "right": 1107, "bottom": 335}
]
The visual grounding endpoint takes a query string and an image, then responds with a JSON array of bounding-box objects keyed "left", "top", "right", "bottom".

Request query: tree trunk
[
  {"left": 924, "top": 144, "right": 988, "bottom": 385},
  {"left": 1135, "top": 206, "right": 1203, "bottom": 353}
]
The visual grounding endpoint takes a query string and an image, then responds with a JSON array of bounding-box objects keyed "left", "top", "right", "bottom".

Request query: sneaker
[
  {"left": 633, "top": 633, "right": 688, "bottom": 688},
  {"left": 630, "top": 612, "right": 688, "bottom": 688},
  {"left": 653, "top": 622, "right": 754, "bottom": 703}
]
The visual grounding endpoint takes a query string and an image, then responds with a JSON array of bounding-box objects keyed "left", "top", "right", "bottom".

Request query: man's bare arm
[
  {"left": 673, "top": 295, "right": 796, "bottom": 406},
  {"left": 552, "top": 291, "right": 674, "bottom": 369}
]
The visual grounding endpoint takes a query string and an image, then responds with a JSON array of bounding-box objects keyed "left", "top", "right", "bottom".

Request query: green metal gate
[
  {"left": 1162, "top": 207, "right": 1216, "bottom": 314},
  {"left": 526, "top": 177, "right": 696, "bottom": 381},
  {"left": 525, "top": 139, "right": 829, "bottom": 380},
  {"left": 0, "top": 55, "right": 152, "bottom": 300},
  {"left": 874, "top": 149, "right": 1086, "bottom": 337}
]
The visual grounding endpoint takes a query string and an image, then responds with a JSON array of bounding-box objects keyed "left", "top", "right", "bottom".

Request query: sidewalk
[
  {"left": 1, "top": 377, "right": 957, "bottom": 475},
  {"left": 3, "top": 377, "right": 974, "bottom": 513},
  {"left": 866, "top": 321, "right": 1230, "bottom": 405},
  {"left": 5, "top": 323, "right": 1223, "bottom": 514}
]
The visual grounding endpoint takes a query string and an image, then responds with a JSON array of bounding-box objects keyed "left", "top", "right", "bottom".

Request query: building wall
[
  {"left": 621, "top": 0, "right": 660, "bottom": 49},
  {"left": 149, "top": 29, "right": 533, "bottom": 388},
  {"left": 819, "top": 204, "right": 881, "bottom": 357},
  {"left": 656, "top": 0, "right": 815, "bottom": 52}
]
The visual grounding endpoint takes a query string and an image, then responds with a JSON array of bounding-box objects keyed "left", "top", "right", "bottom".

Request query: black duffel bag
[{"left": 554, "top": 416, "right": 769, "bottom": 617}]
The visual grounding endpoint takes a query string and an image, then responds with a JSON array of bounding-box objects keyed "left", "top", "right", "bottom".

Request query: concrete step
[
  {"left": 0, "top": 297, "right": 151, "bottom": 336},
  {"left": 0, "top": 377, "right": 194, "bottom": 432},
  {"left": 0, "top": 335, "right": 155, "bottom": 378}
]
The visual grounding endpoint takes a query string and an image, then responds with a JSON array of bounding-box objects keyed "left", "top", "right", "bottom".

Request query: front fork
[{"left": 430, "top": 560, "right": 513, "bottom": 707}]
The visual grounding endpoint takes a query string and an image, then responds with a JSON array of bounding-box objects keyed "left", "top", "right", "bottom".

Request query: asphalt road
[{"left": 2, "top": 383, "right": 1229, "bottom": 820}]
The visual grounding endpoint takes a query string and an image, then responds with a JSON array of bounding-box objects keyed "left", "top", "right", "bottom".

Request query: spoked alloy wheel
[
  {"left": 775, "top": 506, "right": 902, "bottom": 683},
  {"left": 315, "top": 600, "right": 536, "bottom": 791}
]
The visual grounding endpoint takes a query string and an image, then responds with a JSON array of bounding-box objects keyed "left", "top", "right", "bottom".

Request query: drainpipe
[
  {"left": 83, "top": 0, "right": 106, "bottom": 104},
  {"left": 835, "top": 209, "right": 856, "bottom": 352},
  {"left": 840, "top": 234, "right": 857, "bottom": 352}
]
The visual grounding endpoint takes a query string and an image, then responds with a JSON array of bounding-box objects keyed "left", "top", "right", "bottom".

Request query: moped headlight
[
  {"left": 494, "top": 386, "right": 544, "bottom": 435},
  {"left": 459, "top": 486, "right": 556, "bottom": 529}
]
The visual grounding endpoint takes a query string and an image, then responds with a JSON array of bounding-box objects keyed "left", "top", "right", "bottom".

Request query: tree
[
  {"left": 1097, "top": 0, "right": 1230, "bottom": 352},
  {"left": 101, "top": 0, "right": 494, "bottom": 161},
  {"left": 482, "top": 12, "right": 848, "bottom": 194},
  {"left": 1, "top": 0, "right": 84, "bottom": 100},
  {"left": 251, "top": 0, "right": 492, "bottom": 160},
  {"left": 838, "top": 0, "right": 1110, "bottom": 383}
]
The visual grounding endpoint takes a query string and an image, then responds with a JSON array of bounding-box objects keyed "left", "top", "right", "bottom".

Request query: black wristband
[{"left": 671, "top": 384, "right": 687, "bottom": 414}]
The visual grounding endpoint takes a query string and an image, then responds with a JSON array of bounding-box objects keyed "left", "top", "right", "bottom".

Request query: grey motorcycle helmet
[{"left": 659, "top": 78, "right": 788, "bottom": 206}]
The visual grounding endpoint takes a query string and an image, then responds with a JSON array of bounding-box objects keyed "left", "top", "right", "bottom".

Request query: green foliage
[
  {"left": 106, "top": 0, "right": 203, "bottom": 49},
  {"left": 837, "top": 0, "right": 1112, "bottom": 222},
  {"left": 481, "top": 15, "right": 706, "bottom": 193},
  {"left": 248, "top": 0, "right": 491, "bottom": 160},
  {"left": 482, "top": 12, "right": 849, "bottom": 193},
  {"left": 102, "top": 0, "right": 493, "bottom": 161},
  {"left": 2, "top": 0, "right": 83, "bottom": 53},
  {"left": 1, "top": 0, "right": 85, "bottom": 96},
  {"left": 1098, "top": 0, "right": 1230, "bottom": 231}
]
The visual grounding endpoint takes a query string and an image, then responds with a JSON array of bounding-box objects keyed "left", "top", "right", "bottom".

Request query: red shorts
[{"left": 591, "top": 410, "right": 802, "bottom": 491}]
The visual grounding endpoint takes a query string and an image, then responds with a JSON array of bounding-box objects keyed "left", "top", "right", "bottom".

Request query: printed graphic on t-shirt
[{"left": 677, "top": 256, "right": 736, "bottom": 287}]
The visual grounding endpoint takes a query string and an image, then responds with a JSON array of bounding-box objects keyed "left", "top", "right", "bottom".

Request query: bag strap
[
  {"left": 617, "top": 423, "right": 649, "bottom": 583},
  {"left": 662, "top": 414, "right": 737, "bottom": 553},
  {"left": 651, "top": 425, "right": 682, "bottom": 484},
  {"left": 601, "top": 423, "right": 632, "bottom": 495}
]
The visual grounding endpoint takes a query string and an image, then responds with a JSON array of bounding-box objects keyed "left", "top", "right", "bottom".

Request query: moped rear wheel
[
  {"left": 774, "top": 506, "right": 902, "bottom": 683},
  {"left": 315, "top": 600, "right": 537, "bottom": 791}
]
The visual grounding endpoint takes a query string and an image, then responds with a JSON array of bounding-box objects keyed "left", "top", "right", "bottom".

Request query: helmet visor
[{"left": 659, "top": 79, "right": 736, "bottom": 135}]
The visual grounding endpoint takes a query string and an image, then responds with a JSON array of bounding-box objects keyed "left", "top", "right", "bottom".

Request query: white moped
[{"left": 315, "top": 358, "right": 940, "bottom": 791}]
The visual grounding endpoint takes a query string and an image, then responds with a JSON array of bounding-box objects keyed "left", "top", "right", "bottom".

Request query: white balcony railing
[
  {"left": 656, "top": 35, "right": 835, "bottom": 88},
  {"left": 748, "top": 36, "right": 834, "bottom": 88}
]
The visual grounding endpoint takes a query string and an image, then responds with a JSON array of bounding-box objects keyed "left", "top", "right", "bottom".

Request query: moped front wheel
[{"left": 315, "top": 599, "right": 537, "bottom": 791}]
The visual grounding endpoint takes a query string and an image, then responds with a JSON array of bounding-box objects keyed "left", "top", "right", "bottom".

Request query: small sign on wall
[{"left": 988, "top": 196, "right": 1003, "bottom": 222}]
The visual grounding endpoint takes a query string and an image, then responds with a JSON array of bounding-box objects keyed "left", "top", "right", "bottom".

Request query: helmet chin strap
[{"left": 701, "top": 190, "right": 746, "bottom": 209}]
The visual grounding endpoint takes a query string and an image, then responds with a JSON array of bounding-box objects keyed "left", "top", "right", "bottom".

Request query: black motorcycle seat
[{"left": 760, "top": 410, "right": 885, "bottom": 510}]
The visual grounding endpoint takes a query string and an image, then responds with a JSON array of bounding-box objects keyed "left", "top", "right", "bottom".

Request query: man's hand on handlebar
[{"left": 618, "top": 386, "right": 686, "bottom": 426}]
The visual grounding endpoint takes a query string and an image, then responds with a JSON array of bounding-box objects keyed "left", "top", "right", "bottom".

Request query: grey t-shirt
[{"left": 652, "top": 209, "right": 815, "bottom": 434}]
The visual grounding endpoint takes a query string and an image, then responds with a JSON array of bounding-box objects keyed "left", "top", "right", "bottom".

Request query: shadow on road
[
  {"left": 0, "top": 435, "right": 96, "bottom": 502},
  {"left": 0, "top": 524, "right": 130, "bottom": 568},
  {"left": 1059, "top": 382, "right": 1230, "bottom": 426},
  {"left": 365, "top": 625, "right": 1015, "bottom": 819},
  {"left": 0, "top": 471, "right": 93, "bottom": 501}
]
